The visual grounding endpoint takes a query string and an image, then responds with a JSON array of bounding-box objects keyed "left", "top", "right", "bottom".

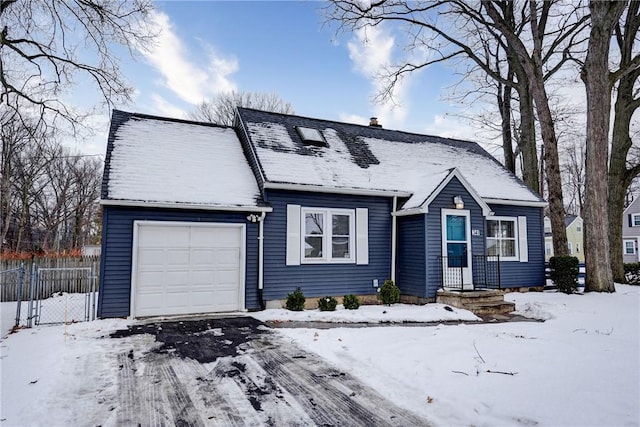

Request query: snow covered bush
[
  {"left": 318, "top": 296, "right": 338, "bottom": 312},
  {"left": 624, "top": 263, "right": 640, "bottom": 285},
  {"left": 343, "top": 294, "right": 360, "bottom": 310},
  {"left": 285, "top": 288, "right": 306, "bottom": 311},
  {"left": 549, "top": 256, "right": 579, "bottom": 294},
  {"left": 379, "top": 280, "right": 400, "bottom": 305}
]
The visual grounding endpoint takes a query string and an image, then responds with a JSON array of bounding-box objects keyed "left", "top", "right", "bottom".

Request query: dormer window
[{"left": 296, "top": 126, "right": 327, "bottom": 147}]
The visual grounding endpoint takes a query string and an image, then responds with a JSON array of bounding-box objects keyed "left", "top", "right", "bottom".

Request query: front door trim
[{"left": 440, "top": 208, "right": 473, "bottom": 286}]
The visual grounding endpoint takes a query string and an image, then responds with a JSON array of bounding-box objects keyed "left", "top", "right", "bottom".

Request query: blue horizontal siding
[
  {"left": 262, "top": 190, "right": 391, "bottom": 300},
  {"left": 397, "top": 215, "right": 427, "bottom": 297},
  {"left": 98, "top": 206, "right": 260, "bottom": 318},
  {"left": 425, "top": 177, "right": 486, "bottom": 298},
  {"left": 489, "top": 204, "right": 545, "bottom": 288}
]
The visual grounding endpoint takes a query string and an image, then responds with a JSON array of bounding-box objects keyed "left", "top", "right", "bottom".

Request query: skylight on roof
[{"left": 296, "top": 126, "right": 327, "bottom": 147}]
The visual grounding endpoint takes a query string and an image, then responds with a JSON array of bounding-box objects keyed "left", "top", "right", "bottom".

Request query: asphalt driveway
[{"left": 110, "top": 317, "right": 430, "bottom": 426}]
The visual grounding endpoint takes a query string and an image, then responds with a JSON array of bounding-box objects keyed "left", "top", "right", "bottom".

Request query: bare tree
[
  {"left": 607, "top": 1, "right": 640, "bottom": 283},
  {"left": 562, "top": 140, "right": 586, "bottom": 216},
  {"left": 326, "top": 0, "right": 590, "bottom": 257},
  {"left": 189, "top": 91, "right": 295, "bottom": 126},
  {"left": 482, "top": 0, "right": 590, "bottom": 258},
  {"left": 0, "top": 109, "right": 42, "bottom": 251},
  {"left": 1, "top": 113, "right": 102, "bottom": 254},
  {"left": 0, "top": 0, "right": 156, "bottom": 135},
  {"left": 580, "top": 1, "right": 627, "bottom": 293}
]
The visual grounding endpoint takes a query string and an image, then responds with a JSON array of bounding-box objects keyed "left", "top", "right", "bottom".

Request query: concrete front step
[
  {"left": 437, "top": 289, "right": 506, "bottom": 305},
  {"left": 462, "top": 300, "right": 516, "bottom": 315},
  {"left": 436, "top": 289, "right": 515, "bottom": 316}
]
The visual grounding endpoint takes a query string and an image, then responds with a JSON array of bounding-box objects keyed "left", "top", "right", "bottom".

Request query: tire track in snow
[
  {"left": 249, "top": 337, "right": 431, "bottom": 426},
  {"left": 207, "top": 355, "right": 316, "bottom": 426},
  {"left": 116, "top": 351, "right": 138, "bottom": 426},
  {"left": 157, "top": 359, "right": 204, "bottom": 427}
]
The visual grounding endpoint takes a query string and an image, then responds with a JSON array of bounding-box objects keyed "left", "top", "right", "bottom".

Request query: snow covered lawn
[
  {"left": 279, "top": 285, "right": 640, "bottom": 426},
  {"left": 1, "top": 285, "right": 638, "bottom": 426}
]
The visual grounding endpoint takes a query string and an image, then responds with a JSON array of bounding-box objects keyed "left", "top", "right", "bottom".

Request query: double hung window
[
  {"left": 486, "top": 217, "right": 518, "bottom": 260},
  {"left": 624, "top": 240, "right": 636, "bottom": 255},
  {"left": 302, "top": 208, "right": 355, "bottom": 263}
]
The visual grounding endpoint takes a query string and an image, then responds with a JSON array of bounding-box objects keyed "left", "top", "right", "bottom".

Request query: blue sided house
[{"left": 98, "top": 108, "right": 546, "bottom": 318}]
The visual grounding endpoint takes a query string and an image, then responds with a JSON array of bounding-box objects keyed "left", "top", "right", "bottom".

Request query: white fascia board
[
  {"left": 392, "top": 208, "right": 427, "bottom": 217},
  {"left": 484, "top": 198, "right": 548, "bottom": 208},
  {"left": 622, "top": 198, "right": 640, "bottom": 215},
  {"left": 263, "top": 182, "right": 412, "bottom": 198},
  {"left": 100, "top": 199, "right": 272, "bottom": 213},
  {"left": 421, "top": 168, "right": 493, "bottom": 216}
]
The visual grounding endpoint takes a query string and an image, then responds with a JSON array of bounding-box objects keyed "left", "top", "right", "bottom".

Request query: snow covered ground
[
  {"left": 1, "top": 285, "right": 638, "bottom": 426},
  {"left": 1, "top": 292, "right": 96, "bottom": 338}
]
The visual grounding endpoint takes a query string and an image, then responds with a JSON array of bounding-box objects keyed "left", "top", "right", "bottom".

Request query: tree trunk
[
  {"left": 608, "top": 1, "right": 639, "bottom": 283},
  {"left": 483, "top": 0, "right": 568, "bottom": 256},
  {"left": 608, "top": 71, "right": 638, "bottom": 282},
  {"left": 531, "top": 77, "right": 568, "bottom": 256},
  {"left": 498, "top": 78, "right": 516, "bottom": 174},
  {"left": 581, "top": 0, "right": 625, "bottom": 293},
  {"left": 516, "top": 79, "right": 539, "bottom": 195}
]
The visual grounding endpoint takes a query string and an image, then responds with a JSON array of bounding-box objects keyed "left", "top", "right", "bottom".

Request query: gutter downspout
[
  {"left": 258, "top": 211, "right": 266, "bottom": 310},
  {"left": 391, "top": 196, "right": 397, "bottom": 283}
]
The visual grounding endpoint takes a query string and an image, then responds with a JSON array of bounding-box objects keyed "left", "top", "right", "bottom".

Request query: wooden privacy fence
[{"left": 0, "top": 256, "right": 100, "bottom": 302}]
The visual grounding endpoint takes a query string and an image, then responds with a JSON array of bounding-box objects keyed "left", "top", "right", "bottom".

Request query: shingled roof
[
  {"left": 236, "top": 108, "right": 544, "bottom": 208},
  {"left": 101, "top": 110, "right": 266, "bottom": 211}
]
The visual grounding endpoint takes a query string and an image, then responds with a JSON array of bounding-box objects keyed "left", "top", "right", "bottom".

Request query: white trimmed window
[
  {"left": 486, "top": 217, "right": 519, "bottom": 261},
  {"left": 302, "top": 208, "right": 354, "bottom": 262},
  {"left": 486, "top": 216, "right": 528, "bottom": 262},
  {"left": 286, "top": 205, "right": 369, "bottom": 265},
  {"left": 545, "top": 242, "right": 553, "bottom": 256},
  {"left": 633, "top": 214, "right": 640, "bottom": 226},
  {"left": 624, "top": 239, "right": 636, "bottom": 255}
]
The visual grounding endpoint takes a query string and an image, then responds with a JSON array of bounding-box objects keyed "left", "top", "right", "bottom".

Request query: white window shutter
[
  {"left": 356, "top": 208, "right": 369, "bottom": 265},
  {"left": 286, "top": 205, "right": 301, "bottom": 266},
  {"left": 518, "top": 216, "right": 528, "bottom": 262}
]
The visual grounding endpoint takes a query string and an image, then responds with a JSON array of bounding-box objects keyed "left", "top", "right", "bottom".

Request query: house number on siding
[{"left": 472, "top": 229, "right": 481, "bottom": 236}]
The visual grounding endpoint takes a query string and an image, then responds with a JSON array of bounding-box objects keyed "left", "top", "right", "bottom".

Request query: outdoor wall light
[{"left": 454, "top": 195, "right": 464, "bottom": 210}]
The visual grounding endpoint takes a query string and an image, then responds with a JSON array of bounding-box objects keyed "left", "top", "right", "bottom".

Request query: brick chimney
[{"left": 369, "top": 117, "right": 382, "bottom": 128}]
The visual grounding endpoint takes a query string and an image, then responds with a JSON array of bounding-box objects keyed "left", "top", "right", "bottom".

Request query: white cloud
[
  {"left": 338, "top": 113, "right": 368, "bottom": 126},
  {"left": 346, "top": 25, "right": 409, "bottom": 129},
  {"left": 140, "top": 11, "right": 238, "bottom": 106},
  {"left": 150, "top": 94, "right": 188, "bottom": 119},
  {"left": 421, "top": 113, "right": 503, "bottom": 157}
]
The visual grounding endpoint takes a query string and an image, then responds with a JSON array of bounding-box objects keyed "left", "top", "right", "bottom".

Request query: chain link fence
[
  {"left": 0, "top": 265, "right": 26, "bottom": 335},
  {"left": 1, "top": 256, "right": 99, "bottom": 334}
]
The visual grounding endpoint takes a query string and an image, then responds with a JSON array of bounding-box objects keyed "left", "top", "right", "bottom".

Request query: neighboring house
[
  {"left": 622, "top": 197, "right": 640, "bottom": 263},
  {"left": 97, "top": 109, "right": 546, "bottom": 319},
  {"left": 544, "top": 215, "right": 584, "bottom": 262}
]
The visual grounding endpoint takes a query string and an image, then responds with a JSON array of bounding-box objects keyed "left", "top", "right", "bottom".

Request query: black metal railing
[{"left": 437, "top": 255, "right": 501, "bottom": 291}]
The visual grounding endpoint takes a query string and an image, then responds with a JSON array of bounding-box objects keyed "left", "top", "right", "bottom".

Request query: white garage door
[{"left": 132, "top": 221, "right": 245, "bottom": 317}]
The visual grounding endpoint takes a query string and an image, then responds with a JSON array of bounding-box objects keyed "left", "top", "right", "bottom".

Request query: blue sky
[{"left": 74, "top": 1, "right": 487, "bottom": 157}]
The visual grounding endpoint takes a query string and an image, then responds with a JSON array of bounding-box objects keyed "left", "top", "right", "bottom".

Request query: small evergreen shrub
[
  {"left": 343, "top": 294, "right": 360, "bottom": 310},
  {"left": 624, "top": 263, "right": 640, "bottom": 285},
  {"left": 285, "top": 287, "right": 305, "bottom": 311},
  {"left": 318, "top": 296, "right": 338, "bottom": 312},
  {"left": 378, "top": 279, "right": 400, "bottom": 305},
  {"left": 549, "top": 256, "right": 579, "bottom": 294}
]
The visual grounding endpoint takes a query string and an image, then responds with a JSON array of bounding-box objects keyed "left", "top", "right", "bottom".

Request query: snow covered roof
[
  {"left": 101, "top": 110, "right": 266, "bottom": 211},
  {"left": 236, "top": 108, "right": 544, "bottom": 210}
]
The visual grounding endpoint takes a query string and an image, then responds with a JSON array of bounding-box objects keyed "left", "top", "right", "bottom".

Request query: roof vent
[
  {"left": 295, "top": 126, "right": 327, "bottom": 147},
  {"left": 369, "top": 117, "right": 382, "bottom": 128}
]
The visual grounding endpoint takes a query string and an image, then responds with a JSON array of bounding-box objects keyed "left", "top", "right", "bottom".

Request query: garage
[{"left": 132, "top": 221, "right": 245, "bottom": 317}]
